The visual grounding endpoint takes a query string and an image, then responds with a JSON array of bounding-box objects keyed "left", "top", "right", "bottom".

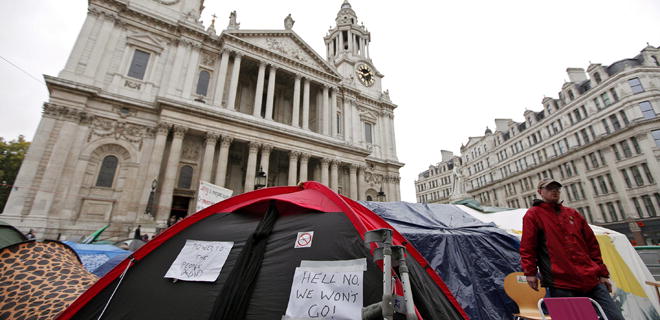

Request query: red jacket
[{"left": 520, "top": 200, "right": 609, "bottom": 291}]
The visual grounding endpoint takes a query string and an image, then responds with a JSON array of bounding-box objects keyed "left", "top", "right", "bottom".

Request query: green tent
[{"left": 0, "top": 220, "right": 27, "bottom": 248}]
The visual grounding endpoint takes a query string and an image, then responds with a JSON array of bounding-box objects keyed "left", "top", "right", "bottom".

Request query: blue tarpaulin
[
  {"left": 361, "top": 201, "right": 522, "bottom": 320},
  {"left": 63, "top": 241, "right": 129, "bottom": 274}
]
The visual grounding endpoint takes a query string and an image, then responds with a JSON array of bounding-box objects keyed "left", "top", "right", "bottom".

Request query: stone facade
[
  {"left": 416, "top": 45, "right": 660, "bottom": 244},
  {"left": 3, "top": 0, "right": 403, "bottom": 239}
]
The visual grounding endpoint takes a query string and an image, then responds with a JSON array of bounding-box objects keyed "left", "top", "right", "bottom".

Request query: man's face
[{"left": 538, "top": 184, "right": 561, "bottom": 203}]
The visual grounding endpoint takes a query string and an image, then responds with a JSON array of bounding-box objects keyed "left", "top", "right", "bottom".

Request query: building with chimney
[{"left": 416, "top": 45, "right": 660, "bottom": 244}]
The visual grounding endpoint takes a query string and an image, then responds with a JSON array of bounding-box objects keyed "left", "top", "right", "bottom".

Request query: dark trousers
[{"left": 548, "top": 284, "right": 624, "bottom": 320}]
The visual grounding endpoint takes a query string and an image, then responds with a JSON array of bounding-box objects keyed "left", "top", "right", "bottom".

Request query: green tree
[{"left": 0, "top": 135, "right": 30, "bottom": 213}]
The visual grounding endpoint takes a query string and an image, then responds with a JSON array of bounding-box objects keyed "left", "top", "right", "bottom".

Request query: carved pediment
[
  {"left": 225, "top": 31, "right": 338, "bottom": 76},
  {"left": 126, "top": 33, "right": 165, "bottom": 53}
]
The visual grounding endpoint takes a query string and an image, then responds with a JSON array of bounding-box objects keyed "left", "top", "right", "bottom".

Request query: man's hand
[
  {"left": 600, "top": 277, "right": 612, "bottom": 293},
  {"left": 526, "top": 276, "right": 539, "bottom": 291}
]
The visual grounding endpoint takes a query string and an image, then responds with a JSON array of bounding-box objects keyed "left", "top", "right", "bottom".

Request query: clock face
[{"left": 356, "top": 63, "right": 375, "bottom": 87}]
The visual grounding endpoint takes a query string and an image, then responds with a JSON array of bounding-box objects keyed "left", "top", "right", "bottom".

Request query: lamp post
[
  {"left": 255, "top": 167, "right": 267, "bottom": 190},
  {"left": 145, "top": 179, "right": 158, "bottom": 216},
  {"left": 377, "top": 186, "right": 386, "bottom": 202}
]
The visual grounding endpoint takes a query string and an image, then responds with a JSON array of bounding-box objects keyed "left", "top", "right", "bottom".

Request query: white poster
[
  {"left": 196, "top": 180, "right": 233, "bottom": 212},
  {"left": 165, "top": 240, "right": 233, "bottom": 282},
  {"left": 284, "top": 261, "right": 365, "bottom": 320}
]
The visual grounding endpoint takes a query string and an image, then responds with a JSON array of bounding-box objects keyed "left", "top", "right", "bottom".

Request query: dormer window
[
  {"left": 593, "top": 72, "right": 602, "bottom": 84},
  {"left": 567, "top": 90, "right": 575, "bottom": 101},
  {"left": 127, "top": 49, "right": 150, "bottom": 80}
]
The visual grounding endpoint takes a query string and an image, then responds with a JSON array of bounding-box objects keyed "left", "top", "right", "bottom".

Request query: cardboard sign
[
  {"left": 284, "top": 259, "right": 365, "bottom": 320},
  {"left": 196, "top": 181, "right": 233, "bottom": 212},
  {"left": 294, "top": 231, "right": 314, "bottom": 248},
  {"left": 165, "top": 240, "right": 233, "bottom": 282}
]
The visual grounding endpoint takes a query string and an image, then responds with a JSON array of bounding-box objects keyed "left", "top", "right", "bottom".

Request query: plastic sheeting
[
  {"left": 362, "top": 201, "right": 521, "bottom": 320},
  {"left": 63, "top": 241, "right": 130, "bottom": 274}
]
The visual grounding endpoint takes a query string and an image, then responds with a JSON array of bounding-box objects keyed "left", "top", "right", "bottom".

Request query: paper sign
[
  {"left": 196, "top": 181, "right": 233, "bottom": 212},
  {"left": 165, "top": 240, "right": 233, "bottom": 282},
  {"left": 284, "top": 267, "right": 363, "bottom": 320},
  {"left": 294, "top": 231, "right": 314, "bottom": 248}
]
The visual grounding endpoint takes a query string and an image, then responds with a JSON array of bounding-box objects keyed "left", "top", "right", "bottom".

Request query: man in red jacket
[{"left": 520, "top": 178, "right": 624, "bottom": 320}]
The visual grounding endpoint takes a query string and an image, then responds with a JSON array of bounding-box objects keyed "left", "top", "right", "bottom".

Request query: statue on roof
[
  {"left": 284, "top": 14, "right": 295, "bottom": 30},
  {"left": 227, "top": 11, "right": 240, "bottom": 30}
]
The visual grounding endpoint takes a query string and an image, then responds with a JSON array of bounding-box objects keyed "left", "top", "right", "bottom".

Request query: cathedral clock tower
[{"left": 324, "top": 1, "right": 384, "bottom": 97}]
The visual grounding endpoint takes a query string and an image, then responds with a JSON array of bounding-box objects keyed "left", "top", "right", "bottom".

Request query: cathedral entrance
[{"left": 169, "top": 196, "right": 191, "bottom": 222}]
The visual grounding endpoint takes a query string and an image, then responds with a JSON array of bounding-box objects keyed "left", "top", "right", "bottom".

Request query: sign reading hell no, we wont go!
[{"left": 284, "top": 259, "right": 365, "bottom": 320}]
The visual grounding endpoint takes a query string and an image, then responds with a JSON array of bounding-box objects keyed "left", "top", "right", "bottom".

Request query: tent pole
[
  {"left": 393, "top": 245, "right": 416, "bottom": 319},
  {"left": 364, "top": 229, "right": 394, "bottom": 320}
]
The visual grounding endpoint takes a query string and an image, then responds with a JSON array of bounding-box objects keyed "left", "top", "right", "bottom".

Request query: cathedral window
[
  {"left": 178, "top": 165, "right": 194, "bottom": 189},
  {"left": 195, "top": 70, "right": 211, "bottom": 96},
  {"left": 96, "top": 155, "right": 119, "bottom": 187},
  {"left": 127, "top": 49, "right": 151, "bottom": 80},
  {"left": 364, "top": 122, "right": 373, "bottom": 144}
]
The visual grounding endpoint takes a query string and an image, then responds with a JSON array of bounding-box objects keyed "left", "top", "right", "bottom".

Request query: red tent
[{"left": 59, "top": 182, "right": 468, "bottom": 319}]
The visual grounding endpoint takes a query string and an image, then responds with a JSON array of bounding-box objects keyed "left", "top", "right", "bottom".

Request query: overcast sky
[{"left": 1, "top": 0, "right": 659, "bottom": 202}]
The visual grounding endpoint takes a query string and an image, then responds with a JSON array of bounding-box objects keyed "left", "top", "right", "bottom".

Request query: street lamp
[
  {"left": 145, "top": 179, "right": 158, "bottom": 216},
  {"left": 377, "top": 186, "right": 386, "bottom": 202},
  {"left": 255, "top": 167, "right": 267, "bottom": 190}
]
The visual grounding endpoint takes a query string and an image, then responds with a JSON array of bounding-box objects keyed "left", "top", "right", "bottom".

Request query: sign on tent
[
  {"left": 284, "top": 259, "right": 365, "bottom": 320},
  {"left": 165, "top": 240, "right": 233, "bottom": 282}
]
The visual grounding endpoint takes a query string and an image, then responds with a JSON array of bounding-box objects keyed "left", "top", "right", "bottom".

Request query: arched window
[
  {"left": 96, "top": 155, "right": 118, "bottom": 187},
  {"left": 178, "top": 165, "right": 193, "bottom": 189},
  {"left": 195, "top": 70, "right": 210, "bottom": 96},
  {"left": 366, "top": 195, "right": 373, "bottom": 201}
]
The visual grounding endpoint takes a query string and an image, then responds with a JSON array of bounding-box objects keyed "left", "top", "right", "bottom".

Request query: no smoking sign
[{"left": 294, "top": 231, "right": 314, "bottom": 248}]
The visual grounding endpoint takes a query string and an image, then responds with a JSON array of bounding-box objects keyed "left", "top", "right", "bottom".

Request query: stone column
[
  {"left": 213, "top": 50, "right": 230, "bottom": 106},
  {"left": 29, "top": 109, "right": 85, "bottom": 218},
  {"left": 395, "top": 177, "right": 401, "bottom": 201},
  {"left": 343, "top": 97, "right": 352, "bottom": 142},
  {"left": 330, "top": 160, "right": 339, "bottom": 191},
  {"left": 302, "top": 78, "right": 310, "bottom": 130},
  {"left": 137, "top": 122, "right": 170, "bottom": 214},
  {"left": 265, "top": 65, "right": 277, "bottom": 120},
  {"left": 288, "top": 151, "right": 300, "bottom": 186},
  {"left": 330, "top": 88, "right": 338, "bottom": 137},
  {"left": 253, "top": 61, "right": 266, "bottom": 117},
  {"left": 259, "top": 144, "right": 272, "bottom": 176},
  {"left": 321, "top": 158, "right": 330, "bottom": 186},
  {"left": 157, "top": 125, "right": 187, "bottom": 221},
  {"left": 357, "top": 166, "right": 366, "bottom": 201},
  {"left": 387, "top": 176, "right": 396, "bottom": 202},
  {"left": 322, "top": 85, "right": 330, "bottom": 135},
  {"left": 3, "top": 105, "right": 58, "bottom": 216},
  {"left": 215, "top": 135, "right": 233, "bottom": 187},
  {"left": 182, "top": 46, "right": 201, "bottom": 97},
  {"left": 244, "top": 141, "right": 260, "bottom": 192},
  {"left": 199, "top": 132, "right": 219, "bottom": 182},
  {"left": 389, "top": 114, "right": 397, "bottom": 158},
  {"left": 349, "top": 164, "right": 358, "bottom": 199},
  {"left": 299, "top": 153, "right": 310, "bottom": 182},
  {"left": 226, "top": 53, "right": 242, "bottom": 110},
  {"left": 292, "top": 74, "right": 301, "bottom": 127}
]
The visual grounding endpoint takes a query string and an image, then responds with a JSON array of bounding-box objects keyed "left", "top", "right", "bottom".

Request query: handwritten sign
[
  {"left": 164, "top": 240, "right": 233, "bottom": 282},
  {"left": 284, "top": 262, "right": 364, "bottom": 320},
  {"left": 196, "top": 181, "right": 233, "bottom": 212}
]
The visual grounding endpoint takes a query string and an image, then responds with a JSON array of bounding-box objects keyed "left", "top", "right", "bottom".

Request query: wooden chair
[{"left": 504, "top": 272, "right": 549, "bottom": 320}]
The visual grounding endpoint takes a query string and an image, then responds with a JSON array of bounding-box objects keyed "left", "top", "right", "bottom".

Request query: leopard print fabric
[{"left": 0, "top": 241, "right": 98, "bottom": 320}]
